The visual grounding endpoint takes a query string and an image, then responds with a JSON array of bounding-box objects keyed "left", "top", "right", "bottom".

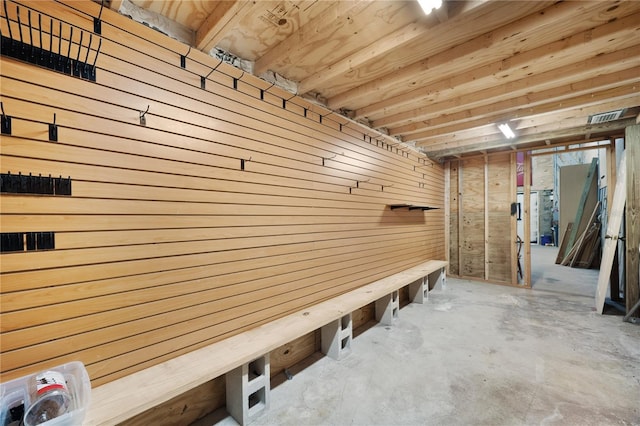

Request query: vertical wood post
[
  {"left": 484, "top": 155, "right": 489, "bottom": 280},
  {"left": 524, "top": 151, "right": 532, "bottom": 287},
  {"left": 458, "top": 160, "right": 463, "bottom": 275},
  {"left": 445, "top": 161, "right": 451, "bottom": 275},
  {"left": 510, "top": 152, "right": 518, "bottom": 285},
  {"left": 625, "top": 125, "right": 639, "bottom": 317}
]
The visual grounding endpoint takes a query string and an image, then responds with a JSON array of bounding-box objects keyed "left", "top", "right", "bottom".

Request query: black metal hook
[
  {"left": 91, "top": 36, "right": 102, "bottom": 70},
  {"left": 139, "top": 105, "right": 149, "bottom": 126},
  {"left": 16, "top": 5, "right": 23, "bottom": 43},
  {"left": 84, "top": 33, "right": 92, "bottom": 63},
  {"left": 180, "top": 45, "right": 191, "bottom": 68},
  {"left": 4, "top": 0, "right": 13, "bottom": 40},
  {"left": 38, "top": 13, "right": 43, "bottom": 49},
  {"left": 282, "top": 91, "right": 297, "bottom": 109},
  {"left": 95, "top": 0, "right": 104, "bottom": 33},
  {"left": 48, "top": 17, "right": 53, "bottom": 51},
  {"left": 233, "top": 71, "right": 245, "bottom": 90},
  {"left": 1, "top": 102, "right": 11, "bottom": 135},
  {"left": 201, "top": 58, "right": 223, "bottom": 89},
  {"left": 211, "top": 57, "right": 223, "bottom": 73},
  {"left": 75, "top": 30, "right": 83, "bottom": 61},
  {"left": 67, "top": 26, "right": 73, "bottom": 58},
  {"left": 240, "top": 156, "right": 252, "bottom": 171},
  {"left": 49, "top": 113, "right": 58, "bottom": 141},
  {"left": 321, "top": 153, "right": 337, "bottom": 166},
  {"left": 97, "top": 0, "right": 105, "bottom": 20},
  {"left": 57, "top": 20, "right": 62, "bottom": 54},
  {"left": 27, "top": 9, "right": 32, "bottom": 46},
  {"left": 260, "top": 81, "right": 276, "bottom": 100}
]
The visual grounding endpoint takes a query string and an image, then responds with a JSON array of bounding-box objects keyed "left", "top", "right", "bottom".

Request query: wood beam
[
  {"left": 352, "top": 7, "right": 640, "bottom": 120},
  {"left": 195, "top": 1, "right": 251, "bottom": 52},
  {"left": 434, "top": 1, "right": 448, "bottom": 23},
  {"left": 253, "top": 1, "right": 369, "bottom": 77},
  {"left": 390, "top": 53, "right": 640, "bottom": 138},
  {"left": 414, "top": 96, "right": 640, "bottom": 148},
  {"left": 297, "top": 18, "right": 429, "bottom": 94},
  {"left": 296, "top": 0, "right": 487, "bottom": 94},
  {"left": 428, "top": 118, "right": 637, "bottom": 160},
  {"left": 408, "top": 82, "right": 640, "bottom": 143},
  {"left": 330, "top": 2, "right": 635, "bottom": 111},
  {"left": 374, "top": 45, "right": 640, "bottom": 129}
]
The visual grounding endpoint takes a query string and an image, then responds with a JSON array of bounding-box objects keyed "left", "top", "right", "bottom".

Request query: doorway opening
[{"left": 520, "top": 140, "right": 622, "bottom": 297}]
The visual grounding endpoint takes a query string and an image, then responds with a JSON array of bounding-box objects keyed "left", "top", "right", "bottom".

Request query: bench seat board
[{"left": 85, "top": 260, "right": 447, "bottom": 425}]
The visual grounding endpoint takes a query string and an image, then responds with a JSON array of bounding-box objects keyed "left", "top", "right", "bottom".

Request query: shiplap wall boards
[{"left": 0, "top": 1, "right": 444, "bottom": 387}]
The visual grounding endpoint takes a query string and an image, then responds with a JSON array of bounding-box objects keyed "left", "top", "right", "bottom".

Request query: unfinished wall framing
[
  {"left": 0, "top": 0, "right": 444, "bottom": 392},
  {"left": 447, "top": 153, "right": 518, "bottom": 285}
]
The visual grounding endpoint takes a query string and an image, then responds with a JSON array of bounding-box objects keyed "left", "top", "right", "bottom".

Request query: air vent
[{"left": 588, "top": 110, "right": 623, "bottom": 124}]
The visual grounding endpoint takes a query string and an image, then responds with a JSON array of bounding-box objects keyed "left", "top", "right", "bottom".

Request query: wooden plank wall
[
  {"left": 460, "top": 157, "right": 485, "bottom": 278},
  {"left": 626, "top": 125, "right": 639, "bottom": 318},
  {"left": 487, "top": 155, "right": 513, "bottom": 282},
  {"left": 447, "top": 154, "right": 514, "bottom": 284},
  {"left": 0, "top": 0, "right": 444, "bottom": 388}
]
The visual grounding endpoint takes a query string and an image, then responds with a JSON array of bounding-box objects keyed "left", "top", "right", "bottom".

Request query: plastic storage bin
[{"left": 0, "top": 361, "right": 90, "bottom": 426}]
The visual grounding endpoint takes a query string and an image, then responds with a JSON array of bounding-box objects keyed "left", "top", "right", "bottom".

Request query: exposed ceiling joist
[
  {"left": 410, "top": 80, "right": 640, "bottom": 143},
  {"left": 120, "top": 0, "right": 640, "bottom": 160},
  {"left": 327, "top": 0, "right": 611, "bottom": 110},
  {"left": 253, "top": 1, "right": 371, "bottom": 77},
  {"left": 428, "top": 117, "right": 637, "bottom": 161},
  {"left": 196, "top": 1, "right": 253, "bottom": 52},
  {"left": 374, "top": 44, "right": 640, "bottom": 130}
]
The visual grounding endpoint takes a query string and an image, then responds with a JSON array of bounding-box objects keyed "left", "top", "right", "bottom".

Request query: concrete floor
[{"left": 196, "top": 246, "right": 640, "bottom": 426}]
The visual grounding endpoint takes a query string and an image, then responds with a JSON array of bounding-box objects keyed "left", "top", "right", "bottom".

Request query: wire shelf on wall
[{"left": 1, "top": 0, "right": 102, "bottom": 81}]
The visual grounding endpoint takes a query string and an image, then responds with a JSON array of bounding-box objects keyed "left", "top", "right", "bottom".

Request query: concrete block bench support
[
  {"left": 375, "top": 290, "right": 399, "bottom": 325},
  {"left": 321, "top": 313, "right": 353, "bottom": 360},
  {"left": 226, "top": 354, "right": 270, "bottom": 425},
  {"left": 409, "top": 266, "right": 446, "bottom": 304},
  {"left": 84, "top": 260, "right": 448, "bottom": 426},
  {"left": 408, "top": 277, "right": 428, "bottom": 304},
  {"left": 430, "top": 268, "right": 446, "bottom": 291}
]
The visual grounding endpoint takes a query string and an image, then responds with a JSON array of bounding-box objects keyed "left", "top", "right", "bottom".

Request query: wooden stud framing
[
  {"left": 510, "top": 152, "right": 518, "bottom": 285},
  {"left": 484, "top": 155, "right": 489, "bottom": 280},
  {"left": 523, "top": 151, "right": 532, "bottom": 288},
  {"left": 626, "top": 125, "right": 640, "bottom": 318},
  {"left": 445, "top": 161, "right": 451, "bottom": 275},
  {"left": 457, "top": 160, "right": 463, "bottom": 275}
]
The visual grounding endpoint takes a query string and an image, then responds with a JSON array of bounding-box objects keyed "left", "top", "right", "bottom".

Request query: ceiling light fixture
[
  {"left": 498, "top": 123, "right": 516, "bottom": 139},
  {"left": 417, "top": 0, "right": 443, "bottom": 15}
]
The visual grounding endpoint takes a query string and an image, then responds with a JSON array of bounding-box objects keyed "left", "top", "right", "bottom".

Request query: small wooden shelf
[{"left": 389, "top": 204, "right": 439, "bottom": 211}]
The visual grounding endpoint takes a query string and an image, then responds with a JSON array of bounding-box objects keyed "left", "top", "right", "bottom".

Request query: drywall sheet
[{"left": 559, "top": 163, "right": 591, "bottom": 244}]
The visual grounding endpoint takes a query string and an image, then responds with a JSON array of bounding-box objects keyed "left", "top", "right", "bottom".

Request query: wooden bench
[{"left": 84, "top": 259, "right": 447, "bottom": 425}]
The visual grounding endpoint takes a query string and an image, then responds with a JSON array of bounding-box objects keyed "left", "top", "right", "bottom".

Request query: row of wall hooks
[
  {"left": 184, "top": 50, "right": 409, "bottom": 162},
  {"left": 0, "top": 102, "right": 58, "bottom": 141},
  {"left": 1, "top": 0, "right": 102, "bottom": 81}
]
